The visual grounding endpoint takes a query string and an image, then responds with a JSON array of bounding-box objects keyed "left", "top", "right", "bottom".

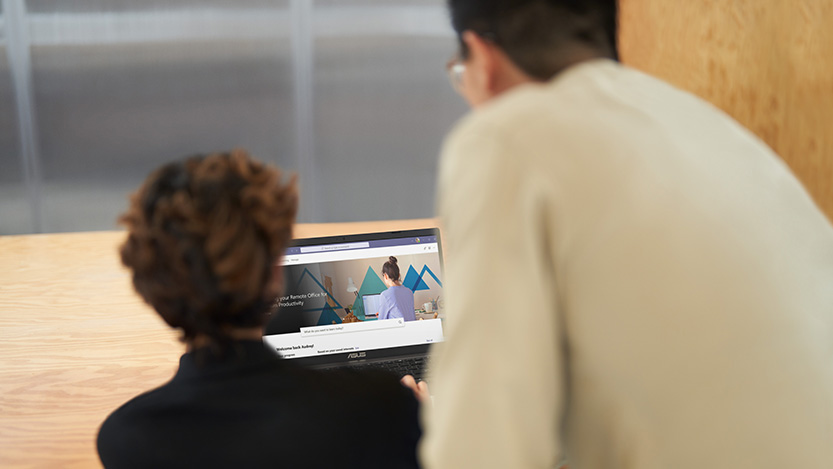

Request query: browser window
[{"left": 263, "top": 234, "right": 445, "bottom": 360}]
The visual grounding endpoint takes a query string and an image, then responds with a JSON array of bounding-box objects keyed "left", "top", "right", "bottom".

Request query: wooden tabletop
[{"left": 0, "top": 219, "right": 438, "bottom": 468}]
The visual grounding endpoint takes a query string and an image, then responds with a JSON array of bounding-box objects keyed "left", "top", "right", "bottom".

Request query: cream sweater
[{"left": 422, "top": 60, "right": 833, "bottom": 469}]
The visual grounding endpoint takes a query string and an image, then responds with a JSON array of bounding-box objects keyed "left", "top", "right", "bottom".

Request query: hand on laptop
[{"left": 400, "top": 375, "right": 430, "bottom": 404}]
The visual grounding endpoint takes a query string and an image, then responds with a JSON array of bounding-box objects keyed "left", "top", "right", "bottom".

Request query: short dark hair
[
  {"left": 119, "top": 150, "right": 298, "bottom": 347},
  {"left": 448, "top": 0, "right": 618, "bottom": 80},
  {"left": 382, "top": 256, "right": 401, "bottom": 282}
]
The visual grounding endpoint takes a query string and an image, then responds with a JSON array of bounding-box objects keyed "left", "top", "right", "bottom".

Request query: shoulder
[
  {"left": 99, "top": 385, "right": 168, "bottom": 431},
  {"left": 446, "top": 59, "right": 711, "bottom": 149},
  {"left": 441, "top": 59, "right": 749, "bottom": 181},
  {"left": 97, "top": 387, "right": 168, "bottom": 467},
  {"left": 440, "top": 69, "right": 572, "bottom": 176},
  {"left": 97, "top": 408, "right": 134, "bottom": 465},
  {"left": 445, "top": 61, "right": 607, "bottom": 146}
]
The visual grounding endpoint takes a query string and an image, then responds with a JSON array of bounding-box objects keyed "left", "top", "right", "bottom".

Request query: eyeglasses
[{"left": 445, "top": 56, "right": 466, "bottom": 94}]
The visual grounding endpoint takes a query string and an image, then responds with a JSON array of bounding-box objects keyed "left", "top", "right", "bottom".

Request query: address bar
[
  {"left": 281, "top": 243, "right": 438, "bottom": 266},
  {"left": 299, "top": 242, "right": 369, "bottom": 253}
]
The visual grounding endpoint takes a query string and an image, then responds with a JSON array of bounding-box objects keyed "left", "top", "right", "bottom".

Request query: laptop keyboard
[{"left": 323, "top": 356, "right": 428, "bottom": 381}]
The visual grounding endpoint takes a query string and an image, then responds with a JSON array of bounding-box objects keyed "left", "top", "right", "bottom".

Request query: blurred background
[
  {"left": 2, "top": 0, "right": 832, "bottom": 235},
  {"left": 0, "top": 0, "right": 466, "bottom": 235}
]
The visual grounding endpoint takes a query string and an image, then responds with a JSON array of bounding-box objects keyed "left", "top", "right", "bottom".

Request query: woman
[
  {"left": 97, "top": 150, "right": 422, "bottom": 468},
  {"left": 379, "top": 256, "right": 416, "bottom": 322}
]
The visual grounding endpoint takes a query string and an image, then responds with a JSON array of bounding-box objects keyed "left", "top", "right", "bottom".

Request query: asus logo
[{"left": 347, "top": 352, "right": 366, "bottom": 359}]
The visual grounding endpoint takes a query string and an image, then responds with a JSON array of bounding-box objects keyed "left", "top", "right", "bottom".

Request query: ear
[{"left": 461, "top": 30, "right": 500, "bottom": 93}]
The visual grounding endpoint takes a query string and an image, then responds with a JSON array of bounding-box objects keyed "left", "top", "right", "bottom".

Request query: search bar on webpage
[
  {"left": 300, "top": 318, "right": 405, "bottom": 337},
  {"left": 299, "top": 242, "right": 370, "bottom": 253}
]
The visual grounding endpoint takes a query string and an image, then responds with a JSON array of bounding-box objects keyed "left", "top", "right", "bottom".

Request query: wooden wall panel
[{"left": 619, "top": 0, "right": 833, "bottom": 221}]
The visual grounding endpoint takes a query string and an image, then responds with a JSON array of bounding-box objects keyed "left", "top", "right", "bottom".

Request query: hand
[{"left": 400, "top": 375, "right": 430, "bottom": 404}]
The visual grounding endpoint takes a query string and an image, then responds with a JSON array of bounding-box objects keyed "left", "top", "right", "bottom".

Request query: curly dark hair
[{"left": 119, "top": 149, "right": 298, "bottom": 347}]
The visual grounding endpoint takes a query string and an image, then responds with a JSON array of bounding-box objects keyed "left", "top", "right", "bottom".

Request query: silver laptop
[{"left": 262, "top": 228, "right": 445, "bottom": 380}]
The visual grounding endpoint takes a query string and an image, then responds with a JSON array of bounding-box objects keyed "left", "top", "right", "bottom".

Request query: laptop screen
[
  {"left": 262, "top": 229, "right": 445, "bottom": 365},
  {"left": 362, "top": 293, "right": 382, "bottom": 318}
]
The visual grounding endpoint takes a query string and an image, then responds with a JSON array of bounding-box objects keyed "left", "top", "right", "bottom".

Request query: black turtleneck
[{"left": 97, "top": 340, "right": 421, "bottom": 468}]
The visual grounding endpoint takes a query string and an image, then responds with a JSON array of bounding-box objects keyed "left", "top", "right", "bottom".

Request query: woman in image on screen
[
  {"left": 97, "top": 150, "right": 423, "bottom": 468},
  {"left": 379, "top": 256, "right": 416, "bottom": 321}
]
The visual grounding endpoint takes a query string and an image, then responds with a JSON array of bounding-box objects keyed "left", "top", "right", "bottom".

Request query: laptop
[
  {"left": 362, "top": 293, "right": 382, "bottom": 318},
  {"left": 262, "top": 228, "right": 444, "bottom": 380}
]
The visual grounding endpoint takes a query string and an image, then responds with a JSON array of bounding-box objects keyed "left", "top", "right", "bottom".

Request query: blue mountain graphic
[
  {"left": 403, "top": 265, "right": 443, "bottom": 292},
  {"left": 316, "top": 303, "right": 343, "bottom": 325},
  {"left": 294, "top": 267, "right": 343, "bottom": 310}
]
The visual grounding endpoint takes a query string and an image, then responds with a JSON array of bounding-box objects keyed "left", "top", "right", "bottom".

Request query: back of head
[
  {"left": 448, "top": 0, "right": 619, "bottom": 80},
  {"left": 119, "top": 149, "right": 298, "bottom": 347},
  {"left": 383, "top": 256, "right": 401, "bottom": 282}
]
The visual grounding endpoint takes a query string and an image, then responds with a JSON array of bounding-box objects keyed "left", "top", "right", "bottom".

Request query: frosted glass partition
[
  {"left": 1, "top": 0, "right": 465, "bottom": 234},
  {"left": 28, "top": 1, "right": 296, "bottom": 233},
  {"left": 1, "top": 9, "right": 36, "bottom": 235},
  {"left": 25, "top": 0, "right": 286, "bottom": 13},
  {"left": 312, "top": 35, "right": 463, "bottom": 222},
  {"left": 0, "top": 46, "right": 24, "bottom": 188},
  {"left": 1, "top": 19, "right": 23, "bottom": 187}
]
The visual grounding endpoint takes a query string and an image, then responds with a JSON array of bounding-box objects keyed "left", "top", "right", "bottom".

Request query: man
[{"left": 421, "top": 1, "right": 833, "bottom": 468}]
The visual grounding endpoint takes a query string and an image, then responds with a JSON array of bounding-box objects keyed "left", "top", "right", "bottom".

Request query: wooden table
[{"left": 0, "top": 219, "right": 437, "bottom": 468}]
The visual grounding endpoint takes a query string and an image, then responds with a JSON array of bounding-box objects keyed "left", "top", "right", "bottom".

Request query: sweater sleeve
[
  {"left": 421, "top": 120, "right": 566, "bottom": 469},
  {"left": 378, "top": 289, "right": 391, "bottom": 320}
]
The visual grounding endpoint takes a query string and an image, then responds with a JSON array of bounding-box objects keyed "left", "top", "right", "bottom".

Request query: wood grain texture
[
  {"left": 0, "top": 219, "right": 437, "bottom": 468},
  {"left": 619, "top": 0, "right": 833, "bottom": 221}
]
